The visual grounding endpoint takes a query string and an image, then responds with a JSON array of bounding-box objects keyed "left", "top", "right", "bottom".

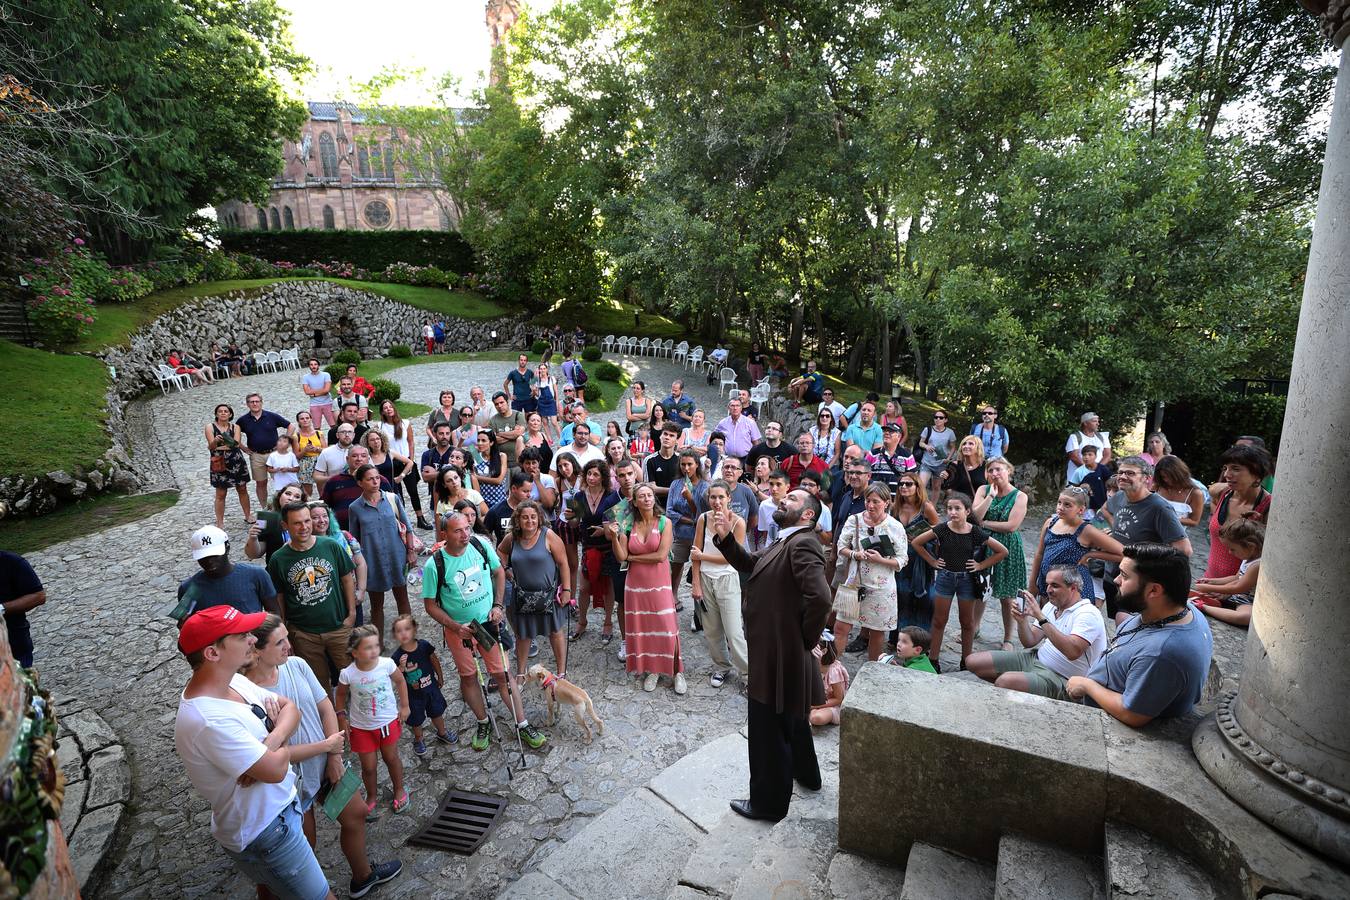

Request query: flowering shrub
[
  {"left": 104, "top": 268, "right": 154, "bottom": 303},
  {"left": 66, "top": 245, "right": 114, "bottom": 301},
  {"left": 231, "top": 253, "right": 280, "bottom": 279},
  {"left": 201, "top": 251, "right": 243, "bottom": 281},
  {"left": 26, "top": 290, "right": 95, "bottom": 345}
]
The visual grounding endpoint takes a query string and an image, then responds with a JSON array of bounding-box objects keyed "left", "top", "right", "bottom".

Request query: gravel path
[{"left": 25, "top": 350, "right": 1220, "bottom": 898}]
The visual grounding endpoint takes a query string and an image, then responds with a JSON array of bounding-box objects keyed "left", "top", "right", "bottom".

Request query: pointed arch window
[
  {"left": 257, "top": 209, "right": 268, "bottom": 230},
  {"left": 319, "top": 132, "right": 338, "bottom": 178},
  {"left": 358, "top": 145, "right": 370, "bottom": 177},
  {"left": 323, "top": 205, "right": 336, "bottom": 229},
  {"left": 370, "top": 144, "right": 384, "bottom": 180},
  {"left": 269, "top": 207, "right": 281, "bottom": 230},
  {"left": 283, "top": 206, "right": 295, "bottom": 229},
  {"left": 383, "top": 145, "right": 395, "bottom": 180}
]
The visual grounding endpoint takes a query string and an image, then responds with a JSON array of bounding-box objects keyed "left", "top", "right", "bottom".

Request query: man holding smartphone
[{"left": 963, "top": 565, "right": 1106, "bottom": 700}]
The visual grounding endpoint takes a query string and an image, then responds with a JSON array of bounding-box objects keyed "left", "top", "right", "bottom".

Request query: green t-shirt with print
[
  {"left": 421, "top": 539, "right": 501, "bottom": 625},
  {"left": 267, "top": 535, "right": 354, "bottom": 633}
]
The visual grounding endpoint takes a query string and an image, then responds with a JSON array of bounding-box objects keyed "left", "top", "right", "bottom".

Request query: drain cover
[{"left": 407, "top": 790, "right": 508, "bottom": 855}]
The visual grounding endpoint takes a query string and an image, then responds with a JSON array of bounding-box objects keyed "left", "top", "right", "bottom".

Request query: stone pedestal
[{"left": 1193, "top": 43, "right": 1350, "bottom": 864}]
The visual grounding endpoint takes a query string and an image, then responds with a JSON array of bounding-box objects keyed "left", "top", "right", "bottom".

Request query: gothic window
[
  {"left": 370, "top": 144, "right": 384, "bottom": 179},
  {"left": 319, "top": 132, "right": 338, "bottom": 178},
  {"left": 323, "top": 205, "right": 336, "bottom": 229},
  {"left": 283, "top": 206, "right": 295, "bottom": 229},
  {"left": 364, "top": 199, "right": 391, "bottom": 229},
  {"left": 269, "top": 207, "right": 281, "bottom": 230},
  {"left": 358, "top": 145, "right": 370, "bottom": 178},
  {"left": 383, "top": 144, "right": 395, "bottom": 180},
  {"left": 257, "top": 209, "right": 268, "bottom": 230}
]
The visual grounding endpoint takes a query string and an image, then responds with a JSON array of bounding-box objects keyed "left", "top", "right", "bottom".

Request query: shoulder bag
[
  {"left": 383, "top": 491, "right": 424, "bottom": 565},
  {"left": 832, "top": 513, "right": 864, "bottom": 621}
]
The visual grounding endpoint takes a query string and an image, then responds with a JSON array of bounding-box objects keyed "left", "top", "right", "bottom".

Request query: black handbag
[{"left": 515, "top": 584, "right": 558, "bottom": 615}]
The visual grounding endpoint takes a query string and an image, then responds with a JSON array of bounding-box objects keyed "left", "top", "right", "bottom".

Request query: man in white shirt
[
  {"left": 963, "top": 565, "right": 1106, "bottom": 701},
  {"left": 1064, "top": 411, "right": 1111, "bottom": 482},
  {"left": 174, "top": 607, "right": 338, "bottom": 898},
  {"left": 314, "top": 424, "right": 356, "bottom": 491},
  {"left": 563, "top": 422, "right": 605, "bottom": 468}
]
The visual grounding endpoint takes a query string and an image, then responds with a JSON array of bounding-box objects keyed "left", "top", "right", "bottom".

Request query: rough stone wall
[
  {"left": 0, "top": 282, "right": 524, "bottom": 519},
  {"left": 100, "top": 281, "right": 527, "bottom": 400}
]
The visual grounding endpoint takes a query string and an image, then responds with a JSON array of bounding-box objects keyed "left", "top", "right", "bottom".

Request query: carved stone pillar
[{"left": 1193, "top": 36, "right": 1350, "bottom": 864}]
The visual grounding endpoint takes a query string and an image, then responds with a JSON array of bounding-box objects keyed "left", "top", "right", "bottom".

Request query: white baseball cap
[{"left": 191, "top": 525, "right": 229, "bottom": 561}]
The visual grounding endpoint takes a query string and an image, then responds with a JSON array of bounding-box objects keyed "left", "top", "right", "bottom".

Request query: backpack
[
  {"left": 430, "top": 536, "right": 494, "bottom": 614},
  {"left": 572, "top": 360, "right": 588, "bottom": 387}
]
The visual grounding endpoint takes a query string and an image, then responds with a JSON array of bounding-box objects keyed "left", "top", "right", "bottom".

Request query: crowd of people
[{"left": 58, "top": 347, "right": 1275, "bottom": 897}]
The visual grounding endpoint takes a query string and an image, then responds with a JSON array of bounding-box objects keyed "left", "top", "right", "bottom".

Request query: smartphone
[{"left": 257, "top": 510, "right": 283, "bottom": 542}]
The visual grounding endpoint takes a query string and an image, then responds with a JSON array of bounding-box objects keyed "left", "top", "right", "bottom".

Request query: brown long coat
[{"left": 715, "top": 527, "right": 833, "bottom": 715}]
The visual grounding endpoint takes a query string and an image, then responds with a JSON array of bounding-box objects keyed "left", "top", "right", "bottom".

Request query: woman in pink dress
[{"left": 609, "top": 483, "right": 687, "bottom": 695}]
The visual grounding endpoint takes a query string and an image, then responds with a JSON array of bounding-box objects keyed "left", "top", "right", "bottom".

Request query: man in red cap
[{"left": 174, "top": 606, "right": 340, "bottom": 899}]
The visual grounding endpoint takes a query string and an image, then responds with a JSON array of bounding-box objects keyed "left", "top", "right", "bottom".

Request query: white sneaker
[
  {"left": 673, "top": 673, "right": 688, "bottom": 695},
  {"left": 617, "top": 640, "right": 627, "bottom": 661},
  {"left": 710, "top": 670, "right": 726, "bottom": 688},
  {"left": 643, "top": 673, "right": 658, "bottom": 692}
]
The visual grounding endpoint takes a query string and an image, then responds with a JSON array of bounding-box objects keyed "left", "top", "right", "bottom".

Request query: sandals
[
  {"left": 600, "top": 631, "right": 614, "bottom": 646},
  {"left": 569, "top": 629, "right": 587, "bottom": 643},
  {"left": 392, "top": 791, "right": 411, "bottom": 813}
]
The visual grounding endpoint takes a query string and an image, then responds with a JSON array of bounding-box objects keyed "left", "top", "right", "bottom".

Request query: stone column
[{"left": 1194, "top": 39, "right": 1350, "bottom": 864}]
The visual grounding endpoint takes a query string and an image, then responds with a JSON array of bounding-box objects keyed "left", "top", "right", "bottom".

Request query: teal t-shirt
[
  {"left": 841, "top": 421, "right": 883, "bottom": 453},
  {"left": 267, "top": 536, "right": 354, "bottom": 633},
  {"left": 422, "top": 541, "right": 501, "bottom": 625}
]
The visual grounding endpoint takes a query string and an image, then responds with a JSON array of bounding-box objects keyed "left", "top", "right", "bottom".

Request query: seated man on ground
[
  {"left": 787, "top": 359, "right": 825, "bottom": 406},
  {"left": 965, "top": 565, "right": 1105, "bottom": 700},
  {"left": 1067, "top": 543, "right": 1213, "bottom": 727}
]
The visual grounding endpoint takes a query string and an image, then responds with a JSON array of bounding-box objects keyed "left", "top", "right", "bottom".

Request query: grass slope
[
  {"left": 0, "top": 490, "right": 178, "bottom": 555},
  {"left": 76, "top": 278, "right": 511, "bottom": 351},
  {"left": 0, "top": 340, "right": 111, "bottom": 476}
]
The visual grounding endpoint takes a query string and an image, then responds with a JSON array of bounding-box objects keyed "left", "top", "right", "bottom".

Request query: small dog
[{"left": 525, "top": 665, "right": 604, "bottom": 743}]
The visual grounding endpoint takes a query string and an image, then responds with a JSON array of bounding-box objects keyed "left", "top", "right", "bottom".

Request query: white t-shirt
[
  {"left": 266, "top": 450, "right": 299, "bottom": 490},
  {"left": 1064, "top": 431, "right": 1110, "bottom": 482},
  {"left": 174, "top": 674, "right": 297, "bottom": 853},
  {"left": 758, "top": 498, "right": 779, "bottom": 546},
  {"left": 339, "top": 657, "right": 399, "bottom": 731},
  {"left": 314, "top": 444, "right": 350, "bottom": 481},
  {"left": 563, "top": 442, "right": 605, "bottom": 469},
  {"left": 380, "top": 421, "right": 410, "bottom": 458},
  {"left": 1037, "top": 599, "right": 1107, "bottom": 680},
  {"left": 528, "top": 473, "right": 557, "bottom": 503}
]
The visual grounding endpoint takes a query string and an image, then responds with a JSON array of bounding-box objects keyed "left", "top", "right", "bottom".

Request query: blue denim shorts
[
  {"left": 223, "top": 801, "right": 330, "bottom": 900},
  {"left": 933, "top": 569, "right": 982, "bottom": 602}
]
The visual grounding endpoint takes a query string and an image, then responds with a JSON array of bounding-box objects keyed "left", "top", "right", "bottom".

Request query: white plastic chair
[
  {"left": 252, "top": 351, "right": 271, "bottom": 374},
  {"left": 620, "top": 336, "right": 635, "bottom": 354},
  {"left": 718, "top": 367, "right": 738, "bottom": 397},
  {"left": 279, "top": 348, "right": 299, "bottom": 370},
  {"left": 686, "top": 347, "right": 704, "bottom": 371},
  {"left": 747, "top": 378, "right": 772, "bottom": 414},
  {"left": 661, "top": 339, "right": 675, "bottom": 358},
  {"left": 266, "top": 350, "right": 282, "bottom": 372},
  {"left": 672, "top": 341, "right": 689, "bottom": 364},
  {"left": 156, "top": 365, "right": 190, "bottom": 394},
  {"left": 637, "top": 337, "right": 650, "bottom": 356},
  {"left": 603, "top": 335, "right": 616, "bottom": 353}
]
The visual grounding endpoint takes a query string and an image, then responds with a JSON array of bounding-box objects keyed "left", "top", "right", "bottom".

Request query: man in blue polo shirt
[{"left": 236, "top": 393, "right": 290, "bottom": 508}]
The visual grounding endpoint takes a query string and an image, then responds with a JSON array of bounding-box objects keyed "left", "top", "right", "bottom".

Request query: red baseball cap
[{"left": 178, "top": 606, "right": 266, "bottom": 655}]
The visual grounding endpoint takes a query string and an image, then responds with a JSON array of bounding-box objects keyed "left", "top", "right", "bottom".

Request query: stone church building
[{"left": 216, "top": 1, "right": 520, "bottom": 233}]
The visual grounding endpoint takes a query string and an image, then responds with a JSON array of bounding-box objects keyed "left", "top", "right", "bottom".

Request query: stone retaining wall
[{"left": 0, "top": 281, "right": 526, "bottom": 518}]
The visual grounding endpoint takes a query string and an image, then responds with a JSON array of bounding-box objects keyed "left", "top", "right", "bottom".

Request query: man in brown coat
[{"left": 712, "top": 488, "right": 833, "bottom": 821}]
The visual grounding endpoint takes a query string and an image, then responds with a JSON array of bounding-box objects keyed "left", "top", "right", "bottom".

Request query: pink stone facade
[{"left": 215, "top": 102, "right": 459, "bottom": 233}]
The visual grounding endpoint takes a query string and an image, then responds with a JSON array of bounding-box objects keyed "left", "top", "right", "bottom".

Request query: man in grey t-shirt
[
  {"left": 1101, "top": 456, "right": 1190, "bottom": 625},
  {"left": 301, "top": 358, "right": 335, "bottom": 427}
]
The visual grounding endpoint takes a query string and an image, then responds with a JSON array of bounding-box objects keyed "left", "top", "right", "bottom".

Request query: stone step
[
  {"left": 899, "top": 842, "right": 995, "bottom": 900},
  {"left": 1104, "top": 823, "right": 1220, "bottom": 900},
  {"left": 995, "top": 832, "right": 1103, "bottom": 900}
]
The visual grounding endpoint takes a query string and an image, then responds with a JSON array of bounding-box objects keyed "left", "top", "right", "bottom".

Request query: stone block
[
  {"left": 68, "top": 801, "right": 123, "bottom": 893},
  {"left": 649, "top": 730, "right": 749, "bottom": 832},
  {"left": 1103, "top": 823, "right": 1218, "bottom": 900},
  {"left": 537, "top": 787, "right": 701, "bottom": 899},
  {"left": 678, "top": 808, "right": 776, "bottom": 896},
  {"left": 730, "top": 815, "right": 837, "bottom": 900},
  {"left": 838, "top": 665, "right": 1108, "bottom": 866},
  {"left": 85, "top": 745, "right": 131, "bottom": 810},
  {"left": 63, "top": 710, "right": 118, "bottom": 753},
  {"left": 827, "top": 850, "right": 906, "bottom": 899},
  {"left": 899, "top": 842, "right": 995, "bottom": 900},
  {"left": 497, "top": 871, "right": 578, "bottom": 899},
  {"left": 994, "top": 833, "right": 1103, "bottom": 900},
  {"left": 59, "top": 777, "right": 87, "bottom": 840}
]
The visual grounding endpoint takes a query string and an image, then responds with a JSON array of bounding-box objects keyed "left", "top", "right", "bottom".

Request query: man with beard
[
  {"left": 1067, "top": 543, "right": 1212, "bottom": 727},
  {"left": 711, "top": 490, "right": 832, "bottom": 822}
]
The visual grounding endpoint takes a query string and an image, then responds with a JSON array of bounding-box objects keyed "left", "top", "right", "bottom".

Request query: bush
[
  {"left": 67, "top": 249, "right": 113, "bottom": 301},
  {"left": 531, "top": 339, "right": 551, "bottom": 355},
  {"left": 388, "top": 344, "right": 412, "bottom": 358},
  {"left": 201, "top": 251, "right": 243, "bottom": 282},
  {"left": 370, "top": 378, "right": 402, "bottom": 407},
  {"left": 331, "top": 349, "right": 362, "bottom": 366},
  {"left": 581, "top": 345, "right": 602, "bottom": 362},
  {"left": 141, "top": 258, "right": 198, "bottom": 290},
  {"left": 578, "top": 380, "right": 602, "bottom": 403},
  {"left": 324, "top": 363, "right": 346, "bottom": 384},
  {"left": 104, "top": 268, "right": 154, "bottom": 303},
  {"left": 595, "top": 361, "right": 623, "bottom": 382},
  {"left": 220, "top": 229, "right": 475, "bottom": 275},
  {"left": 27, "top": 292, "right": 96, "bottom": 345},
  {"left": 231, "top": 253, "right": 280, "bottom": 279}
]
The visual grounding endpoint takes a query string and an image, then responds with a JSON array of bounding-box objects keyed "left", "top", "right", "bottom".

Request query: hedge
[
  {"left": 581, "top": 345, "right": 602, "bottom": 362},
  {"left": 370, "top": 378, "right": 402, "bottom": 407},
  {"left": 221, "top": 230, "right": 475, "bottom": 275},
  {"left": 595, "top": 361, "right": 623, "bottom": 382}
]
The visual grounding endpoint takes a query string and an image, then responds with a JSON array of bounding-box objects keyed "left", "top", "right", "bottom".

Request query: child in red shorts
[{"left": 336, "top": 625, "right": 411, "bottom": 815}]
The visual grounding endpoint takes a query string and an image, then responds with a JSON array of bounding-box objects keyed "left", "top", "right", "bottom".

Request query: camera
[{"left": 859, "top": 533, "right": 896, "bottom": 558}]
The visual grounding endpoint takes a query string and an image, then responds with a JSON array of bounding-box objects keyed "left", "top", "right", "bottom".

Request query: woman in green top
[{"left": 971, "top": 457, "right": 1028, "bottom": 651}]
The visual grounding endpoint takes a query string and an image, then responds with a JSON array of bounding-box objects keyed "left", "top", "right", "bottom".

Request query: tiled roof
[{"left": 305, "top": 100, "right": 473, "bottom": 126}]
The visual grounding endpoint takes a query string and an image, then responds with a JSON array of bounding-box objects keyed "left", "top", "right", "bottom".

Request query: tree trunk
[
  {"left": 787, "top": 300, "right": 804, "bottom": 368},
  {"left": 876, "top": 314, "right": 891, "bottom": 393},
  {"left": 813, "top": 301, "right": 827, "bottom": 369},
  {"left": 845, "top": 327, "right": 868, "bottom": 383}
]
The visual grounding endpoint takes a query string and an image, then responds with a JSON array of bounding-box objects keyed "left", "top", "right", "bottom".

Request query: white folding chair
[{"left": 718, "top": 367, "right": 738, "bottom": 397}]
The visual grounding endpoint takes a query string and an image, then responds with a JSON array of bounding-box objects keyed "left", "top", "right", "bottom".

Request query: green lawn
[
  {"left": 75, "top": 278, "right": 511, "bottom": 352},
  {"left": 533, "top": 298, "right": 684, "bottom": 341},
  {"left": 0, "top": 340, "right": 111, "bottom": 476},
  {"left": 360, "top": 351, "right": 626, "bottom": 413},
  {"left": 0, "top": 490, "right": 178, "bottom": 555}
]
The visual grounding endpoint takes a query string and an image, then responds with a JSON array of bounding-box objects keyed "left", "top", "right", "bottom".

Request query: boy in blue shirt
[
  {"left": 391, "top": 614, "right": 457, "bottom": 755},
  {"left": 1068, "top": 445, "right": 1111, "bottom": 517}
]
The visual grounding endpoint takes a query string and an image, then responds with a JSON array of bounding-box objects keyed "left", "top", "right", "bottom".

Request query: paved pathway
[{"left": 25, "top": 351, "right": 1218, "bottom": 898}]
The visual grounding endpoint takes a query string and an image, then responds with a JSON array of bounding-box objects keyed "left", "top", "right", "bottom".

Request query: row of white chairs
[
  {"left": 153, "top": 346, "right": 302, "bottom": 395},
  {"left": 602, "top": 335, "right": 680, "bottom": 359}
]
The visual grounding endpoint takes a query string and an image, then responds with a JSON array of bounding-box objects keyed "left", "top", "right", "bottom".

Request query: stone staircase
[
  {"left": 0, "top": 298, "right": 33, "bottom": 345},
  {"left": 495, "top": 723, "right": 1225, "bottom": 900}
]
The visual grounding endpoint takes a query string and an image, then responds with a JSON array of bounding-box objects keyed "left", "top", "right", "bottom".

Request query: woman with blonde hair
[{"left": 938, "top": 435, "right": 986, "bottom": 501}]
